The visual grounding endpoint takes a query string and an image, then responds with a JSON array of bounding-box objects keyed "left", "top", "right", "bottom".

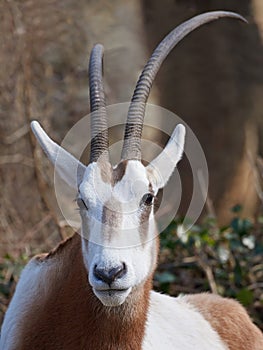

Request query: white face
[
  {"left": 78, "top": 160, "right": 159, "bottom": 307},
  {"left": 31, "top": 121, "right": 185, "bottom": 307}
]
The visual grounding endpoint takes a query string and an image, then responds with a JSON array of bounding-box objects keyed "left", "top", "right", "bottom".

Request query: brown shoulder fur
[
  {"left": 185, "top": 293, "right": 263, "bottom": 350},
  {"left": 16, "top": 233, "right": 150, "bottom": 350}
]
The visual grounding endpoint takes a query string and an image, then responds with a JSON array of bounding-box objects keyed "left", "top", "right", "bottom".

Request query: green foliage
[
  {"left": 0, "top": 253, "right": 27, "bottom": 296},
  {"left": 155, "top": 207, "right": 263, "bottom": 330},
  {"left": 0, "top": 253, "right": 28, "bottom": 322}
]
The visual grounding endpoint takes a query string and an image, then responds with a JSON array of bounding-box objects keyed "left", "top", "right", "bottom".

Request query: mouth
[
  {"left": 95, "top": 287, "right": 130, "bottom": 296},
  {"left": 93, "top": 287, "right": 132, "bottom": 306}
]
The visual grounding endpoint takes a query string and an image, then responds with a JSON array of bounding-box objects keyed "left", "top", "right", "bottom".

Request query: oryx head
[{"left": 31, "top": 12, "right": 245, "bottom": 307}]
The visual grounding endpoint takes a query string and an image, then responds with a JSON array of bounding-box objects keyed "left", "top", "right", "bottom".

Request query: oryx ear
[
  {"left": 31, "top": 121, "right": 86, "bottom": 190},
  {"left": 146, "top": 124, "right": 185, "bottom": 190}
]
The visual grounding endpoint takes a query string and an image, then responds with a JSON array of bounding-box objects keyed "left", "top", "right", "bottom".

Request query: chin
[{"left": 93, "top": 287, "right": 132, "bottom": 307}]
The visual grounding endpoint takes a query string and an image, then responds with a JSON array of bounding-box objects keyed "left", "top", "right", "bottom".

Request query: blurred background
[{"left": 0, "top": 0, "right": 262, "bottom": 329}]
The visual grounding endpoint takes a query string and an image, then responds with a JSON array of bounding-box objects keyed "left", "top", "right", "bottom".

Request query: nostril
[
  {"left": 93, "top": 263, "right": 127, "bottom": 285},
  {"left": 115, "top": 263, "right": 127, "bottom": 279}
]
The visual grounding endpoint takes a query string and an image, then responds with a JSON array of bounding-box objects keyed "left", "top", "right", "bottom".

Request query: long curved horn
[
  {"left": 89, "top": 44, "right": 109, "bottom": 162},
  {"left": 121, "top": 11, "right": 246, "bottom": 160}
]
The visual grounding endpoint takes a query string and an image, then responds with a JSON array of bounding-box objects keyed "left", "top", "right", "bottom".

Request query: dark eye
[
  {"left": 76, "top": 197, "right": 88, "bottom": 210},
  {"left": 141, "top": 193, "right": 154, "bottom": 206}
]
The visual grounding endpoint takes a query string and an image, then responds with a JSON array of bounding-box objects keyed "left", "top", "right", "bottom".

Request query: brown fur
[
  {"left": 185, "top": 293, "right": 263, "bottom": 350},
  {"left": 17, "top": 234, "right": 152, "bottom": 350},
  {"left": 10, "top": 235, "right": 263, "bottom": 349},
  {"left": 113, "top": 160, "right": 128, "bottom": 184},
  {"left": 98, "top": 159, "right": 129, "bottom": 186},
  {"left": 98, "top": 158, "right": 113, "bottom": 184},
  {"left": 101, "top": 198, "right": 122, "bottom": 243},
  {"left": 102, "top": 198, "right": 122, "bottom": 228},
  {"left": 11, "top": 160, "right": 263, "bottom": 348},
  {"left": 139, "top": 183, "right": 156, "bottom": 247}
]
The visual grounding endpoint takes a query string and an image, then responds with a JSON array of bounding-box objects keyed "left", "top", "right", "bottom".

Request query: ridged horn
[
  {"left": 89, "top": 44, "right": 109, "bottom": 162},
  {"left": 121, "top": 11, "right": 246, "bottom": 160}
]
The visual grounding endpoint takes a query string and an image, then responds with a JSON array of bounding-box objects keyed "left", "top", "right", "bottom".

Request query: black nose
[{"left": 94, "top": 263, "right": 127, "bottom": 285}]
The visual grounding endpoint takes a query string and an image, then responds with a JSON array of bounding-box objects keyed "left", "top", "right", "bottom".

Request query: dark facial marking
[
  {"left": 113, "top": 160, "right": 128, "bottom": 184},
  {"left": 139, "top": 183, "right": 154, "bottom": 244},
  {"left": 101, "top": 199, "right": 122, "bottom": 242},
  {"left": 98, "top": 158, "right": 113, "bottom": 184}
]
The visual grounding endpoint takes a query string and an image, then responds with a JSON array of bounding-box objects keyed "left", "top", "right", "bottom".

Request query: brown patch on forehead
[
  {"left": 97, "top": 159, "right": 129, "bottom": 186},
  {"left": 97, "top": 158, "right": 113, "bottom": 184},
  {"left": 113, "top": 160, "right": 129, "bottom": 184}
]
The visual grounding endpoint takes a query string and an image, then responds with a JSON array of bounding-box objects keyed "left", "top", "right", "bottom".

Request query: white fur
[
  {"left": 80, "top": 161, "right": 158, "bottom": 306},
  {"left": 0, "top": 121, "right": 197, "bottom": 343},
  {"left": 0, "top": 258, "right": 50, "bottom": 350},
  {"left": 143, "top": 291, "right": 228, "bottom": 350},
  {"left": 27, "top": 122, "right": 185, "bottom": 309},
  {"left": 147, "top": 124, "right": 185, "bottom": 189},
  {"left": 1, "top": 266, "right": 228, "bottom": 350},
  {"left": 31, "top": 121, "right": 85, "bottom": 189}
]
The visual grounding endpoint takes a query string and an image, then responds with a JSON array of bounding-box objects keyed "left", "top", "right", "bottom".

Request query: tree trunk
[{"left": 142, "top": 0, "right": 263, "bottom": 223}]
